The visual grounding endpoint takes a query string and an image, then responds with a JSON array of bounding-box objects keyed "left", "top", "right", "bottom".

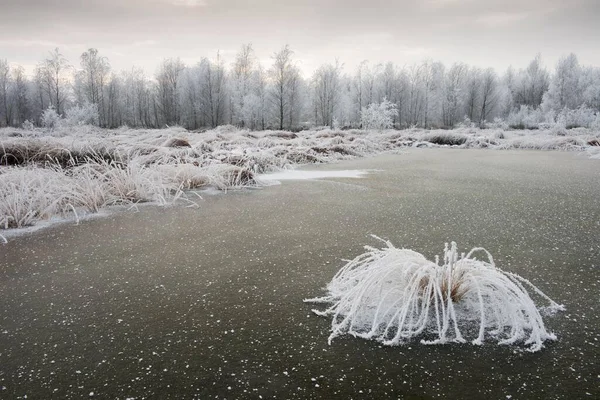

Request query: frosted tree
[
  {"left": 0, "top": 45, "right": 599, "bottom": 130},
  {"left": 0, "top": 59, "right": 11, "bottom": 126},
  {"left": 252, "top": 64, "right": 268, "bottom": 130},
  {"left": 78, "top": 48, "right": 111, "bottom": 126},
  {"left": 542, "top": 54, "right": 582, "bottom": 113},
  {"left": 269, "top": 45, "right": 296, "bottom": 130},
  {"left": 32, "top": 65, "right": 50, "bottom": 121},
  {"left": 118, "top": 67, "right": 154, "bottom": 128},
  {"left": 427, "top": 61, "right": 445, "bottom": 127},
  {"left": 442, "top": 63, "right": 467, "bottom": 128},
  {"left": 178, "top": 67, "right": 201, "bottom": 129},
  {"left": 230, "top": 44, "right": 256, "bottom": 127},
  {"left": 352, "top": 60, "right": 368, "bottom": 126},
  {"left": 336, "top": 74, "right": 355, "bottom": 128},
  {"left": 287, "top": 65, "right": 303, "bottom": 130},
  {"left": 38, "top": 48, "right": 71, "bottom": 115},
  {"left": 579, "top": 66, "right": 600, "bottom": 112},
  {"left": 312, "top": 61, "right": 343, "bottom": 128},
  {"left": 421, "top": 60, "right": 435, "bottom": 127},
  {"left": 379, "top": 63, "right": 397, "bottom": 105},
  {"left": 105, "top": 73, "right": 122, "bottom": 128},
  {"left": 394, "top": 68, "right": 410, "bottom": 128},
  {"left": 11, "top": 66, "right": 29, "bottom": 126},
  {"left": 155, "top": 58, "right": 185, "bottom": 126},
  {"left": 200, "top": 55, "right": 227, "bottom": 128},
  {"left": 499, "top": 66, "right": 517, "bottom": 118},
  {"left": 513, "top": 54, "right": 550, "bottom": 108},
  {"left": 479, "top": 68, "right": 500, "bottom": 126},
  {"left": 406, "top": 64, "right": 425, "bottom": 127},
  {"left": 464, "top": 68, "right": 482, "bottom": 123}
]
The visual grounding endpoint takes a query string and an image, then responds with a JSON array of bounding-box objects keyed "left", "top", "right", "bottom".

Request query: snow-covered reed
[
  {"left": 0, "top": 168, "right": 66, "bottom": 229},
  {"left": 306, "top": 237, "right": 564, "bottom": 352}
]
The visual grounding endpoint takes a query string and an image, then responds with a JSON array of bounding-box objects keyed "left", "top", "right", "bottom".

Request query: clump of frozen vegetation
[
  {"left": 306, "top": 237, "right": 564, "bottom": 352},
  {"left": 0, "top": 168, "right": 67, "bottom": 229}
]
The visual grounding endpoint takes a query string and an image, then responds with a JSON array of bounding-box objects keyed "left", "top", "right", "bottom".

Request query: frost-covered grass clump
[{"left": 306, "top": 237, "right": 564, "bottom": 352}]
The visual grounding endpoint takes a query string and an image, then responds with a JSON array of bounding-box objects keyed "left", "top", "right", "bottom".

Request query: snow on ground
[{"left": 0, "top": 125, "right": 599, "bottom": 233}]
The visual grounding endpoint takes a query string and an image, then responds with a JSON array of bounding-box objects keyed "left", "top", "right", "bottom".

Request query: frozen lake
[{"left": 0, "top": 149, "right": 599, "bottom": 399}]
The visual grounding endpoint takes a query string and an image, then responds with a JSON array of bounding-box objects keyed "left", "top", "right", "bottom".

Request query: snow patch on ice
[{"left": 258, "top": 169, "right": 369, "bottom": 182}]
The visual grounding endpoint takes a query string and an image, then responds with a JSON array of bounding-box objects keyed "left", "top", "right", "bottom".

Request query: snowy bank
[{"left": 0, "top": 125, "right": 599, "bottom": 233}]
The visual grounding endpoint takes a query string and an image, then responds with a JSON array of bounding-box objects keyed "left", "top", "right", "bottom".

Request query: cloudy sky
[{"left": 1, "top": 0, "right": 599, "bottom": 76}]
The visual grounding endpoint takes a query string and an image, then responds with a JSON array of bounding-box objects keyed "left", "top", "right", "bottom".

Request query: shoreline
[{"left": 1, "top": 125, "right": 599, "bottom": 238}]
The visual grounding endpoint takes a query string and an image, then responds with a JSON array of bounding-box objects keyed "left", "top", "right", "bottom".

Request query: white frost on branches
[{"left": 360, "top": 99, "right": 398, "bottom": 130}]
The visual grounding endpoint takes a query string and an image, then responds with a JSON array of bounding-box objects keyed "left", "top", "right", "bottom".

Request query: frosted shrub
[
  {"left": 550, "top": 120, "right": 568, "bottom": 136},
  {"left": 507, "top": 105, "right": 544, "bottom": 129},
  {"left": 22, "top": 120, "right": 35, "bottom": 131},
  {"left": 306, "top": 237, "right": 564, "bottom": 352},
  {"left": 488, "top": 118, "right": 508, "bottom": 130},
  {"left": 456, "top": 117, "right": 475, "bottom": 129},
  {"left": 591, "top": 114, "right": 600, "bottom": 131},
  {"left": 557, "top": 106, "right": 597, "bottom": 129},
  {"left": 41, "top": 106, "right": 62, "bottom": 130},
  {"left": 64, "top": 103, "right": 100, "bottom": 126},
  {"left": 361, "top": 99, "right": 398, "bottom": 130},
  {"left": 332, "top": 117, "right": 341, "bottom": 130}
]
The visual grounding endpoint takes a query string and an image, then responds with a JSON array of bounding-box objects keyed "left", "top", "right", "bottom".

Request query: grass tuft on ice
[{"left": 305, "top": 236, "right": 564, "bottom": 352}]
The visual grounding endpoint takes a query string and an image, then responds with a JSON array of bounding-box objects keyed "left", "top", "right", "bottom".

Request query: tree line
[{"left": 0, "top": 45, "right": 599, "bottom": 131}]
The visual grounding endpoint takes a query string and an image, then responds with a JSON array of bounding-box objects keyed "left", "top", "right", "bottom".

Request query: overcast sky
[{"left": 1, "top": 0, "right": 599, "bottom": 76}]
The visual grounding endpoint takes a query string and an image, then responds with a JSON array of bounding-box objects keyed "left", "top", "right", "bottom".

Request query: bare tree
[
  {"left": 254, "top": 64, "right": 267, "bottom": 130},
  {"left": 79, "top": 48, "right": 111, "bottom": 126},
  {"left": 479, "top": 68, "right": 499, "bottom": 126},
  {"left": 287, "top": 65, "right": 302, "bottom": 129},
  {"left": 465, "top": 68, "right": 482, "bottom": 122},
  {"left": 200, "top": 54, "right": 227, "bottom": 128},
  {"left": 443, "top": 63, "right": 467, "bottom": 127},
  {"left": 105, "top": 73, "right": 122, "bottom": 128},
  {"left": 312, "top": 61, "right": 342, "bottom": 128},
  {"left": 0, "top": 60, "right": 11, "bottom": 126},
  {"left": 11, "top": 66, "right": 29, "bottom": 126},
  {"left": 231, "top": 43, "right": 256, "bottom": 127},
  {"left": 156, "top": 58, "right": 185, "bottom": 126},
  {"left": 407, "top": 64, "right": 424, "bottom": 127},
  {"left": 269, "top": 45, "right": 295, "bottom": 130},
  {"left": 38, "top": 48, "right": 71, "bottom": 115},
  {"left": 352, "top": 61, "right": 369, "bottom": 126}
]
